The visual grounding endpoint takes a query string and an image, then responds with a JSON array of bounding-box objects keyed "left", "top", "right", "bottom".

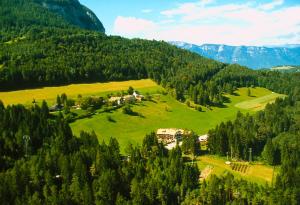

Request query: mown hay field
[{"left": 0, "top": 79, "right": 158, "bottom": 105}]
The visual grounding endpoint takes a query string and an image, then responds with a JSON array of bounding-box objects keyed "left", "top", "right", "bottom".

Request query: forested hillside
[
  {"left": 0, "top": 93, "right": 299, "bottom": 204},
  {"left": 1, "top": 1, "right": 300, "bottom": 108},
  {"left": 0, "top": 1, "right": 300, "bottom": 204},
  {"left": 1, "top": 27, "right": 300, "bottom": 107},
  {"left": 0, "top": 0, "right": 105, "bottom": 32}
]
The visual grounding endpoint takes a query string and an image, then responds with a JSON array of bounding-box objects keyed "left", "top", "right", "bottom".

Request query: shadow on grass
[
  {"left": 231, "top": 92, "right": 240, "bottom": 96},
  {"left": 108, "top": 118, "right": 116, "bottom": 123},
  {"left": 124, "top": 111, "right": 146, "bottom": 118},
  {"left": 213, "top": 104, "right": 228, "bottom": 108},
  {"left": 222, "top": 96, "right": 231, "bottom": 103},
  {"left": 148, "top": 99, "right": 158, "bottom": 104}
]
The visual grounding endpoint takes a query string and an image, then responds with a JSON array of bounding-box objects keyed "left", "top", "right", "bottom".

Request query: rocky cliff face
[
  {"left": 171, "top": 42, "right": 300, "bottom": 69},
  {"left": 38, "top": 0, "right": 105, "bottom": 32}
]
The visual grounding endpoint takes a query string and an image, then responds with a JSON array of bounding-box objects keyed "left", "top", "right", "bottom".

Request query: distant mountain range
[
  {"left": 170, "top": 42, "right": 300, "bottom": 69},
  {"left": 269, "top": 66, "right": 300, "bottom": 73}
]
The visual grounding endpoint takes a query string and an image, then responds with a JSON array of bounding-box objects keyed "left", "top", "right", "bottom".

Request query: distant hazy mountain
[
  {"left": 269, "top": 66, "right": 300, "bottom": 73},
  {"left": 170, "top": 42, "right": 300, "bottom": 69}
]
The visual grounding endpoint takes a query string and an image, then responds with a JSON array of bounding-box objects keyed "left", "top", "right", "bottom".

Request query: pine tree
[
  {"left": 247, "top": 88, "right": 251, "bottom": 97},
  {"left": 262, "top": 138, "right": 274, "bottom": 165}
]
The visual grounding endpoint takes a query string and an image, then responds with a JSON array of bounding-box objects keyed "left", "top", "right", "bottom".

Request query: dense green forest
[
  {"left": 208, "top": 95, "right": 299, "bottom": 162},
  {"left": 0, "top": 95, "right": 299, "bottom": 204},
  {"left": 0, "top": 0, "right": 300, "bottom": 204},
  {"left": 0, "top": 0, "right": 105, "bottom": 32},
  {"left": 1, "top": 1, "right": 300, "bottom": 107},
  {"left": 1, "top": 26, "right": 300, "bottom": 107}
]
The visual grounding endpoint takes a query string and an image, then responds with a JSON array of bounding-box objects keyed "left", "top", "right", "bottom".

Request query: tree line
[{"left": 1, "top": 27, "right": 300, "bottom": 107}]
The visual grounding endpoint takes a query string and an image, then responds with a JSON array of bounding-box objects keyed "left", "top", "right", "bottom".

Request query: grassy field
[
  {"left": 70, "top": 86, "right": 280, "bottom": 152},
  {"left": 197, "top": 155, "right": 277, "bottom": 185},
  {"left": 0, "top": 80, "right": 283, "bottom": 153},
  {"left": 235, "top": 92, "right": 285, "bottom": 111},
  {"left": 0, "top": 79, "right": 158, "bottom": 105}
]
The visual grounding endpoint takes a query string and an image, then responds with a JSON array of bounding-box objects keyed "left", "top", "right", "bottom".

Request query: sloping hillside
[
  {"left": 0, "top": 0, "right": 299, "bottom": 109},
  {"left": 0, "top": 0, "right": 105, "bottom": 32}
]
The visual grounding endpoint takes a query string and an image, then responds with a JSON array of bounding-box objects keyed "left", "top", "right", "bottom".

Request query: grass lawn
[
  {"left": 70, "top": 86, "right": 281, "bottom": 153},
  {"left": 196, "top": 155, "right": 277, "bottom": 185},
  {"left": 235, "top": 90, "right": 285, "bottom": 111},
  {"left": 0, "top": 79, "right": 158, "bottom": 105}
]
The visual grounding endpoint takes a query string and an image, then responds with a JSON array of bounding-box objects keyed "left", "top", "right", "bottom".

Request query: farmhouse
[
  {"left": 156, "top": 128, "right": 185, "bottom": 144},
  {"left": 198, "top": 134, "right": 209, "bottom": 143},
  {"left": 109, "top": 90, "right": 144, "bottom": 105},
  {"left": 123, "top": 95, "right": 136, "bottom": 103},
  {"left": 133, "top": 90, "right": 144, "bottom": 101},
  {"left": 109, "top": 96, "right": 123, "bottom": 105}
]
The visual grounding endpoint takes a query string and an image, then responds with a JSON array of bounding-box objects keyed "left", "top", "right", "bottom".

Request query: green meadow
[
  {"left": 0, "top": 79, "right": 284, "bottom": 153},
  {"left": 235, "top": 92, "right": 285, "bottom": 111},
  {"left": 70, "top": 85, "right": 281, "bottom": 152},
  {"left": 196, "top": 155, "right": 277, "bottom": 185}
]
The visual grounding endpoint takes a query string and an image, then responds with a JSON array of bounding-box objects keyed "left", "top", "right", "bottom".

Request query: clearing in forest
[
  {"left": 197, "top": 155, "right": 277, "bottom": 185},
  {"left": 71, "top": 86, "right": 280, "bottom": 152},
  {"left": 0, "top": 79, "right": 157, "bottom": 105},
  {"left": 0, "top": 80, "right": 284, "bottom": 154},
  {"left": 235, "top": 91, "right": 285, "bottom": 111}
]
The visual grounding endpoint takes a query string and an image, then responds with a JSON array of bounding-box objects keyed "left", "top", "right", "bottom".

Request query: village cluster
[
  {"left": 108, "top": 90, "right": 144, "bottom": 105},
  {"left": 49, "top": 89, "right": 145, "bottom": 112}
]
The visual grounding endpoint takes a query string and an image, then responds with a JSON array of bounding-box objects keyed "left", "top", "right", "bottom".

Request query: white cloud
[
  {"left": 259, "top": 0, "right": 284, "bottom": 10},
  {"left": 142, "top": 9, "right": 153, "bottom": 13},
  {"left": 113, "top": 16, "right": 157, "bottom": 37},
  {"left": 113, "top": 1, "right": 300, "bottom": 46},
  {"left": 161, "top": 0, "right": 214, "bottom": 18}
]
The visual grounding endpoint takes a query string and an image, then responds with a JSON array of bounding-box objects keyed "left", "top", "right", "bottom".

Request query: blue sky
[{"left": 79, "top": 0, "right": 300, "bottom": 46}]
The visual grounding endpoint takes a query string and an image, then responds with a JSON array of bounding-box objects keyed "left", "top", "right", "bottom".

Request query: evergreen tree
[{"left": 262, "top": 138, "right": 275, "bottom": 165}]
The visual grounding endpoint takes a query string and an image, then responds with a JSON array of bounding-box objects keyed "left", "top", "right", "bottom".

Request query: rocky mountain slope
[{"left": 171, "top": 42, "right": 300, "bottom": 69}]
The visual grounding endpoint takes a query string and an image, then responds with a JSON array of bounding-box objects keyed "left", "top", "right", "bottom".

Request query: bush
[
  {"left": 195, "top": 106, "right": 202, "bottom": 112},
  {"left": 106, "top": 115, "right": 115, "bottom": 122},
  {"left": 186, "top": 100, "right": 191, "bottom": 107},
  {"left": 123, "top": 105, "right": 134, "bottom": 115}
]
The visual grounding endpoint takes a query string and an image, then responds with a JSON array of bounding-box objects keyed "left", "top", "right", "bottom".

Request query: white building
[
  {"left": 198, "top": 134, "right": 209, "bottom": 143},
  {"left": 156, "top": 128, "right": 185, "bottom": 144}
]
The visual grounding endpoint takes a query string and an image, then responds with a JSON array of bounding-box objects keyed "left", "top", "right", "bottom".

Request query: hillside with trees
[
  {"left": 0, "top": 1, "right": 300, "bottom": 204},
  {"left": 1, "top": 26, "right": 300, "bottom": 107},
  {"left": 0, "top": 0, "right": 105, "bottom": 32},
  {"left": 0, "top": 94, "right": 299, "bottom": 204},
  {"left": 0, "top": 2, "right": 300, "bottom": 108}
]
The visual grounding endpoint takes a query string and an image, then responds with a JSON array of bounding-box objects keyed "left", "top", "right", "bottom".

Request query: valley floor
[
  {"left": 69, "top": 83, "right": 283, "bottom": 152},
  {"left": 0, "top": 79, "right": 284, "bottom": 154}
]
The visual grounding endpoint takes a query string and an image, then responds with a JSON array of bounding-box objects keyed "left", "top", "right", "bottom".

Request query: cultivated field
[
  {"left": 197, "top": 155, "right": 277, "bottom": 185},
  {"left": 0, "top": 79, "right": 158, "bottom": 105}
]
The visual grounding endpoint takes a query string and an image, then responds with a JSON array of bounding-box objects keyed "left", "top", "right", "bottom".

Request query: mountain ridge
[{"left": 170, "top": 41, "right": 300, "bottom": 69}]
